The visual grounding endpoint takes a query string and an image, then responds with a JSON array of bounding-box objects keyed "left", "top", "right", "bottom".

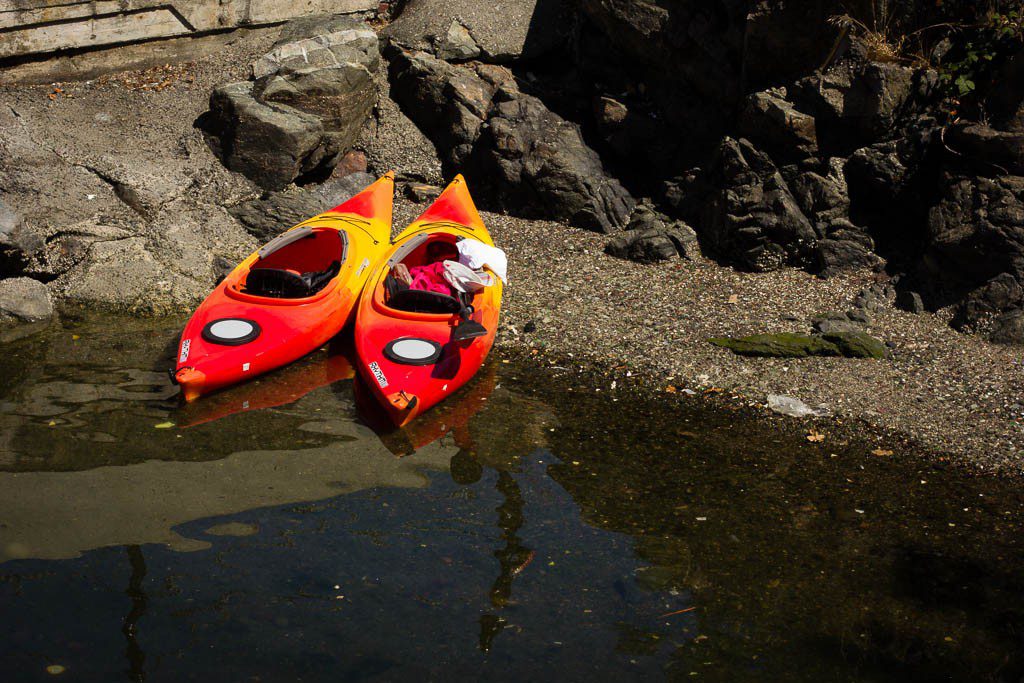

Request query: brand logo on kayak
[
  {"left": 369, "top": 361, "right": 388, "bottom": 388},
  {"left": 179, "top": 339, "right": 190, "bottom": 363},
  {"left": 356, "top": 257, "right": 370, "bottom": 276}
]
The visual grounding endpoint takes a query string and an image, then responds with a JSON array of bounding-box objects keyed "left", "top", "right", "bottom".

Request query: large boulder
[
  {"left": 990, "top": 309, "right": 1024, "bottom": 345},
  {"left": 205, "top": 16, "right": 380, "bottom": 190},
  {"left": 207, "top": 82, "right": 333, "bottom": 192},
  {"left": 700, "top": 137, "right": 817, "bottom": 271},
  {"left": 0, "top": 277, "right": 53, "bottom": 323},
  {"left": 385, "top": 0, "right": 568, "bottom": 62},
  {"left": 253, "top": 16, "right": 379, "bottom": 147},
  {"left": 387, "top": 49, "right": 496, "bottom": 167},
  {"left": 388, "top": 49, "right": 634, "bottom": 232}
]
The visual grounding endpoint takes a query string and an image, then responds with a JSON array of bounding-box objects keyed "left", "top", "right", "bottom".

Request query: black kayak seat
[
  {"left": 245, "top": 261, "right": 340, "bottom": 298},
  {"left": 387, "top": 287, "right": 462, "bottom": 314}
]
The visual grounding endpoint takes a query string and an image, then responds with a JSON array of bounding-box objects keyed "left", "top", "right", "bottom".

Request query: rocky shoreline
[{"left": 1, "top": 3, "right": 1023, "bottom": 471}]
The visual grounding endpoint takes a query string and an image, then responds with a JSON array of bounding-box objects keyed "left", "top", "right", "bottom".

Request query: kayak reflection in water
[{"left": 175, "top": 341, "right": 355, "bottom": 428}]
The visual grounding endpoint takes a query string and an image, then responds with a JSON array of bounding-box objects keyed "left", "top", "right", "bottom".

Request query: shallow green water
[{"left": 1, "top": 315, "right": 1023, "bottom": 681}]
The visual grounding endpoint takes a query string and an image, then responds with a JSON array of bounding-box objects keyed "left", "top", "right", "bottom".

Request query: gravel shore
[
  {"left": 2, "top": 31, "right": 1022, "bottom": 474},
  {"left": 461, "top": 204, "right": 1024, "bottom": 474}
]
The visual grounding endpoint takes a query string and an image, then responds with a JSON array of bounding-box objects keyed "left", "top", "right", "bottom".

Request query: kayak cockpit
[{"left": 224, "top": 227, "right": 349, "bottom": 303}]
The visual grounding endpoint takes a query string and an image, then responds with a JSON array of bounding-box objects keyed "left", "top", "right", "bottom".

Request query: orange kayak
[
  {"left": 174, "top": 173, "right": 393, "bottom": 401},
  {"left": 354, "top": 175, "right": 503, "bottom": 426}
]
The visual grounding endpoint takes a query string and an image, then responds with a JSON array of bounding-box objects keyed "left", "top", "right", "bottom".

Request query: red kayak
[
  {"left": 354, "top": 175, "right": 504, "bottom": 426},
  {"left": 174, "top": 173, "right": 393, "bottom": 401}
]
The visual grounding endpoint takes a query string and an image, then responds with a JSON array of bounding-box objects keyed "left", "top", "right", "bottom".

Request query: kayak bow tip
[
  {"left": 385, "top": 390, "right": 419, "bottom": 427},
  {"left": 175, "top": 367, "right": 207, "bottom": 402}
]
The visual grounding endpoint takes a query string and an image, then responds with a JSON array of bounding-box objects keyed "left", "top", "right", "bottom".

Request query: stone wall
[{"left": 0, "top": 0, "right": 377, "bottom": 59}]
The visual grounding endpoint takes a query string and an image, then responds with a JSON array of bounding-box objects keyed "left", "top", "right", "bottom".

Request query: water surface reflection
[{"left": 0, "top": 316, "right": 1022, "bottom": 681}]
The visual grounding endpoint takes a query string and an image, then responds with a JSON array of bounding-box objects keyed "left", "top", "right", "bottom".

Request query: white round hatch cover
[
  {"left": 210, "top": 319, "right": 254, "bottom": 339},
  {"left": 384, "top": 338, "right": 442, "bottom": 365},
  {"left": 202, "top": 318, "right": 261, "bottom": 346}
]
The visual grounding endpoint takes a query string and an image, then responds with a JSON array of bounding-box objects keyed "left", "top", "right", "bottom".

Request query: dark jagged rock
[
  {"left": 845, "top": 141, "right": 912, "bottom": 206},
  {"left": 792, "top": 61, "right": 918, "bottom": 151},
  {"left": 593, "top": 96, "right": 667, "bottom": 171},
  {"left": 946, "top": 123, "right": 1024, "bottom": 175},
  {"left": 738, "top": 88, "right": 818, "bottom": 162},
  {"left": 387, "top": 49, "right": 635, "bottom": 232},
  {"left": 895, "top": 290, "right": 925, "bottom": 314},
  {"left": 990, "top": 309, "right": 1024, "bottom": 345},
  {"left": 700, "top": 137, "right": 816, "bottom": 271},
  {"left": 605, "top": 210, "right": 699, "bottom": 263},
  {"left": 228, "top": 172, "right": 375, "bottom": 241},
  {"left": 920, "top": 174, "right": 1024, "bottom": 327},
  {"left": 988, "top": 47, "right": 1024, "bottom": 133},
  {"left": 479, "top": 89, "right": 635, "bottom": 232},
  {"left": 387, "top": 49, "right": 498, "bottom": 166},
  {"left": 953, "top": 274, "right": 1024, "bottom": 331},
  {"left": 816, "top": 238, "right": 881, "bottom": 275},
  {"left": 709, "top": 333, "right": 841, "bottom": 358},
  {"left": 788, "top": 157, "right": 849, "bottom": 225}
]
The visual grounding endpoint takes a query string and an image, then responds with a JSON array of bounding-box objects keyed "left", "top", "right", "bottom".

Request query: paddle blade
[{"left": 452, "top": 320, "right": 488, "bottom": 342}]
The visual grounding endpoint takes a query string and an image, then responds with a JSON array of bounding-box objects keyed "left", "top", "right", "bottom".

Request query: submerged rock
[{"left": 0, "top": 277, "right": 54, "bottom": 323}]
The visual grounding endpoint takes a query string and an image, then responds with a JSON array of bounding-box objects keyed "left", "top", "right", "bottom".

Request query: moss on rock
[
  {"left": 710, "top": 331, "right": 888, "bottom": 359},
  {"left": 820, "top": 331, "right": 889, "bottom": 359},
  {"left": 709, "top": 333, "right": 841, "bottom": 358}
]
